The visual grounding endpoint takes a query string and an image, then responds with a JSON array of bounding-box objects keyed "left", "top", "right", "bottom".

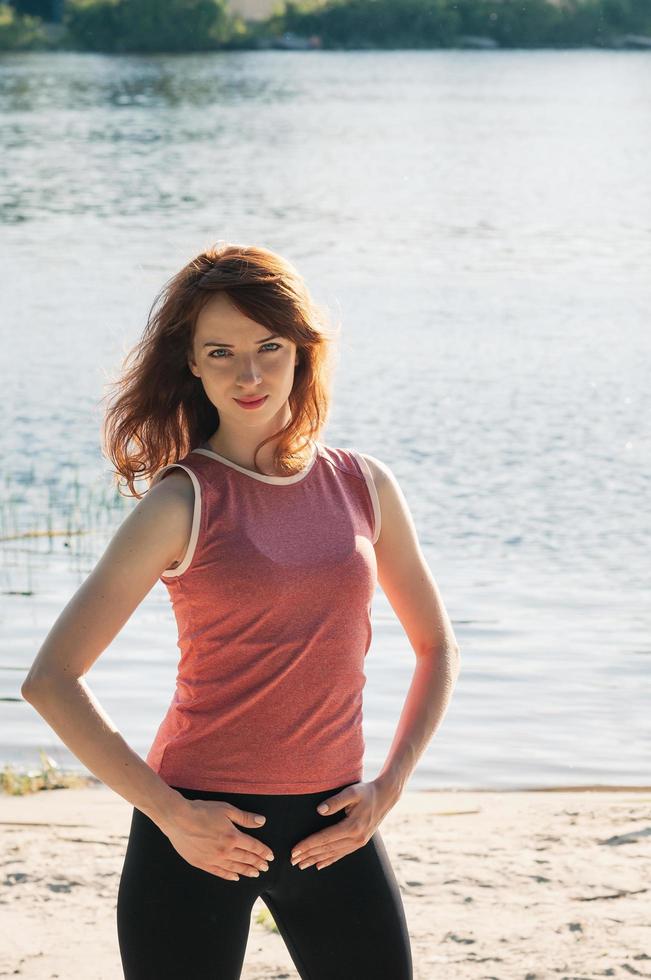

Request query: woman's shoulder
[
  {"left": 319, "top": 443, "right": 391, "bottom": 490},
  {"left": 149, "top": 452, "right": 200, "bottom": 489},
  {"left": 147, "top": 459, "right": 198, "bottom": 517},
  {"left": 358, "top": 452, "right": 394, "bottom": 488},
  {"left": 143, "top": 464, "right": 198, "bottom": 574}
]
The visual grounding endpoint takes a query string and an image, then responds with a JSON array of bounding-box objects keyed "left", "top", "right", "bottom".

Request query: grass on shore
[{"left": 1, "top": 750, "right": 99, "bottom": 796}]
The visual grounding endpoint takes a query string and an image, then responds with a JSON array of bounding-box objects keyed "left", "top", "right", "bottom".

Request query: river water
[{"left": 1, "top": 50, "right": 649, "bottom": 790}]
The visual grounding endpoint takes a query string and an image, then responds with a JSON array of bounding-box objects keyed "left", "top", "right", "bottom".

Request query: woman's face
[{"left": 188, "top": 292, "right": 299, "bottom": 427}]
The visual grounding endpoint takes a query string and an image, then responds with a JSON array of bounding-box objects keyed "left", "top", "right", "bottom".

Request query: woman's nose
[{"left": 236, "top": 360, "right": 263, "bottom": 385}]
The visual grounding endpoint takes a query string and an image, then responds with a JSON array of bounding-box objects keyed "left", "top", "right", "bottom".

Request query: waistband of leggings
[{"left": 167, "top": 781, "right": 356, "bottom": 803}]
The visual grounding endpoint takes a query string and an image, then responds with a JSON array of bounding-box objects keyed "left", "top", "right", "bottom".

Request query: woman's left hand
[{"left": 290, "top": 778, "right": 397, "bottom": 871}]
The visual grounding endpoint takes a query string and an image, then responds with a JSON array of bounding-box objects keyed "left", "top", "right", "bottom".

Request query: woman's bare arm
[
  {"left": 362, "top": 454, "right": 461, "bottom": 803},
  {"left": 21, "top": 469, "right": 195, "bottom": 830}
]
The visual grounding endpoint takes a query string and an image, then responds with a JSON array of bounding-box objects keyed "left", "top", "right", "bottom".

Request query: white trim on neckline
[{"left": 191, "top": 441, "right": 321, "bottom": 485}]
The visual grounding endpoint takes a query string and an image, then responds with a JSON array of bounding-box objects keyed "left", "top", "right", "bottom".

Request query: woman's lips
[{"left": 233, "top": 395, "right": 268, "bottom": 410}]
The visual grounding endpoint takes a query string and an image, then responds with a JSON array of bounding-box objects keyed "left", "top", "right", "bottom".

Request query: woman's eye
[{"left": 209, "top": 343, "right": 281, "bottom": 359}]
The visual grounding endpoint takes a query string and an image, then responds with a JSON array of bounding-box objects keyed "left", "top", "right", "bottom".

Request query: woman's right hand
[{"left": 160, "top": 798, "right": 275, "bottom": 881}]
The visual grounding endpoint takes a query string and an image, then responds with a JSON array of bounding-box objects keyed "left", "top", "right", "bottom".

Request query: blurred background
[{"left": 1, "top": 0, "right": 650, "bottom": 791}]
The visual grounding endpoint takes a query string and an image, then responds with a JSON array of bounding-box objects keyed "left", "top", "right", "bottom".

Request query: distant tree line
[
  {"left": 66, "top": 0, "right": 235, "bottom": 51},
  {"left": 275, "top": 0, "right": 651, "bottom": 47},
  {"left": 1, "top": 0, "right": 650, "bottom": 51}
]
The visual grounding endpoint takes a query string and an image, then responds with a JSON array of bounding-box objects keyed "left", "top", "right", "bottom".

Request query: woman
[{"left": 22, "top": 243, "right": 460, "bottom": 979}]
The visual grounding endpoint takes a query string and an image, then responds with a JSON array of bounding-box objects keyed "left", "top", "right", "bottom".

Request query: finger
[
  {"left": 313, "top": 844, "right": 356, "bottom": 869},
  {"left": 300, "top": 851, "right": 348, "bottom": 870},
  {"left": 295, "top": 829, "right": 366, "bottom": 863},
  {"left": 293, "top": 846, "right": 328, "bottom": 864},
  {"left": 296, "top": 845, "right": 349, "bottom": 867},
  {"left": 296, "top": 854, "right": 331, "bottom": 868},
  {"left": 293, "top": 841, "right": 334, "bottom": 860},
  {"left": 315, "top": 858, "right": 337, "bottom": 870},
  {"left": 205, "top": 865, "right": 240, "bottom": 881},
  {"left": 231, "top": 861, "right": 264, "bottom": 878},
  {"left": 231, "top": 846, "right": 272, "bottom": 872},
  {"left": 218, "top": 857, "right": 268, "bottom": 878},
  {"left": 317, "top": 788, "right": 358, "bottom": 814},
  {"left": 234, "top": 833, "right": 275, "bottom": 863},
  {"left": 292, "top": 826, "right": 351, "bottom": 859}
]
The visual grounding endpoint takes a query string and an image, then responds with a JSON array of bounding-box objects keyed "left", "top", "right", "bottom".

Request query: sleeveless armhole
[
  {"left": 150, "top": 463, "right": 202, "bottom": 579},
  {"left": 349, "top": 450, "right": 382, "bottom": 545}
]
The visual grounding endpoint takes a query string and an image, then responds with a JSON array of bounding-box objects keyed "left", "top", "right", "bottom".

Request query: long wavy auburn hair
[{"left": 101, "top": 243, "right": 340, "bottom": 498}]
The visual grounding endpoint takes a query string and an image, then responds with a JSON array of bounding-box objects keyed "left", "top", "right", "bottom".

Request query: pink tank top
[{"left": 145, "top": 440, "right": 381, "bottom": 794}]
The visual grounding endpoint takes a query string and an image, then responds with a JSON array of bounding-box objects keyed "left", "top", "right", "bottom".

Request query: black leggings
[{"left": 117, "top": 781, "right": 413, "bottom": 979}]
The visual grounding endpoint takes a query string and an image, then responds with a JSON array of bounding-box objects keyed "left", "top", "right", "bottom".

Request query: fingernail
[
  {"left": 293, "top": 849, "right": 302, "bottom": 858},
  {"left": 318, "top": 803, "right": 329, "bottom": 813},
  {"left": 255, "top": 816, "right": 265, "bottom": 825}
]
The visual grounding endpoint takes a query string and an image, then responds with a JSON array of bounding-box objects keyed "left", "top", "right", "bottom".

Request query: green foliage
[
  {"left": 547, "top": 0, "right": 609, "bottom": 44},
  {"left": 0, "top": 1, "right": 48, "bottom": 48},
  {"left": 453, "top": 0, "right": 564, "bottom": 46},
  {"left": 64, "top": 0, "right": 235, "bottom": 51},
  {"left": 602, "top": 0, "right": 651, "bottom": 30},
  {"left": 281, "top": 0, "right": 460, "bottom": 47},
  {"left": 3, "top": 0, "right": 650, "bottom": 51},
  {"left": 11, "top": 0, "right": 54, "bottom": 19},
  {"left": 271, "top": 0, "right": 651, "bottom": 47},
  {"left": 544, "top": 0, "right": 651, "bottom": 44}
]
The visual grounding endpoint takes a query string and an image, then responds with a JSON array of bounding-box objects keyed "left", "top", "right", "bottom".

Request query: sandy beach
[{"left": 1, "top": 783, "right": 649, "bottom": 979}]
